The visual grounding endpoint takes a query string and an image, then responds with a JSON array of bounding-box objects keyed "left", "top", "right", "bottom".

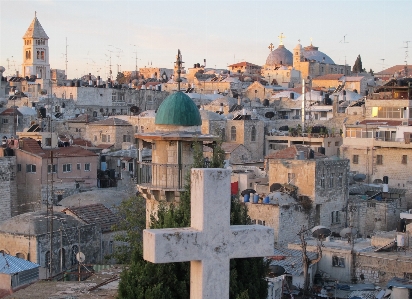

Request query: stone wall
[
  {"left": 0, "top": 157, "right": 17, "bottom": 223},
  {"left": 349, "top": 198, "right": 407, "bottom": 237},
  {"left": 86, "top": 124, "right": 133, "bottom": 150}
]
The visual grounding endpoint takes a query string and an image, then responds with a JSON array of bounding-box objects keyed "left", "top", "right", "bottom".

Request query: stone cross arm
[
  {"left": 144, "top": 225, "right": 274, "bottom": 263},
  {"left": 143, "top": 168, "right": 274, "bottom": 299}
]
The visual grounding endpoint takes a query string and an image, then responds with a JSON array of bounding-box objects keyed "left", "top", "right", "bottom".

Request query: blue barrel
[
  {"left": 263, "top": 196, "right": 270, "bottom": 204},
  {"left": 253, "top": 194, "right": 259, "bottom": 203},
  {"left": 244, "top": 194, "right": 250, "bottom": 202}
]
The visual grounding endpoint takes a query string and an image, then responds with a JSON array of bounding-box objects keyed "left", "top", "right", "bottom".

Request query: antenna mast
[
  {"left": 65, "top": 37, "right": 68, "bottom": 79},
  {"left": 404, "top": 41, "right": 411, "bottom": 77}
]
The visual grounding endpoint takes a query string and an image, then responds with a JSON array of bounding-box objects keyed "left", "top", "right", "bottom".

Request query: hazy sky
[{"left": 1, "top": 0, "right": 411, "bottom": 79}]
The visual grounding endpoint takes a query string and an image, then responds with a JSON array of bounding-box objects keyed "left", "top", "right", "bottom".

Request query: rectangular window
[
  {"left": 77, "top": 163, "right": 81, "bottom": 170},
  {"left": 320, "top": 177, "right": 325, "bottom": 188},
  {"left": 2, "top": 119, "right": 8, "bottom": 124},
  {"left": 330, "top": 173, "right": 334, "bottom": 188},
  {"left": 377, "top": 155, "right": 383, "bottom": 165},
  {"left": 331, "top": 211, "right": 340, "bottom": 224},
  {"left": 107, "top": 135, "right": 111, "bottom": 142},
  {"left": 63, "top": 164, "right": 72, "bottom": 173},
  {"left": 84, "top": 163, "right": 90, "bottom": 171},
  {"left": 47, "top": 164, "right": 57, "bottom": 173},
  {"left": 338, "top": 173, "right": 343, "bottom": 187},
  {"left": 320, "top": 111, "right": 327, "bottom": 118},
  {"left": 288, "top": 173, "right": 295, "bottom": 184},
  {"left": 45, "top": 138, "right": 52, "bottom": 147},
  {"left": 402, "top": 155, "right": 407, "bottom": 164},
  {"left": 17, "top": 164, "right": 22, "bottom": 172},
  {"left": 353, "top": 155, "right": 359, "bottom": 164},
  {"left": 335, "top": 141, "right": 339, "bottom": 146},
  {"left": 26, "top": 164, "right": 36, "bottom": 173},
  {"left": 102, "top": 134, "right": 107, "bottom": 142},
  {"left": 123, "top": 135, "right": 131, "bottom": 142},
  {"left": 332, "top": 256, "right": 345, "bottom": 268}
]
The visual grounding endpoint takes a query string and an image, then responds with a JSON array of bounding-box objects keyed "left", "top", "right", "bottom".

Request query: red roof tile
[{"left": 43, "top": 146, "right": 98, "bottom": 158}]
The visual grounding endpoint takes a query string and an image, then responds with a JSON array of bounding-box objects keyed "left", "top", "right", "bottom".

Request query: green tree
[
  {"left": 117, "top": 141, "right": 269, "bottom": 299},
  {"left": 352, "top": 55, "right": 363, "bottom": 73}
]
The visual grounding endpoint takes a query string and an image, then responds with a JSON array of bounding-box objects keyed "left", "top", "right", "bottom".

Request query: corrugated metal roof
[
  {"left": 0, "top": 253, "right": 39, "bottom": 274},
  {"left": 268, "top": 248, "right": 317, "bottom": 276}
]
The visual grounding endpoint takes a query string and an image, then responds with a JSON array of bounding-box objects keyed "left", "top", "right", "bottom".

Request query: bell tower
[{"left": 22, "top": 12, "right": 50, "bottom": 80}]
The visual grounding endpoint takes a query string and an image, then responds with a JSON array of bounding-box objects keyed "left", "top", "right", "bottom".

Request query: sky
[{"left": 1, "top": 0, "right": 411, "bottom": 79}]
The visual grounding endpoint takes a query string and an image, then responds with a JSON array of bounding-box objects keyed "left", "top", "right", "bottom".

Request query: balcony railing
[{"left": 136, "top": 162, "right": 192, "bottom": 190}]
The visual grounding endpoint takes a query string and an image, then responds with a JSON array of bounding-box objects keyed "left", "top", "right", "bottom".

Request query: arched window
[
  {"left": 16, "top": 252, "right": 25, "bottom": 260},
  {"left": 71, "top": 245, "right": 79, "bottom": 265},
  {"left": 58, "top": 248, "right": 66, "bottom": 271},
  {"left": 231, "top": 126, "right": 236, "bottom": 141},
  {"left": 93, "top": 111, "right": 97, "bottom": 117},
  {"left": 251, "top": 126, "right": 256, "bottom": 142}
]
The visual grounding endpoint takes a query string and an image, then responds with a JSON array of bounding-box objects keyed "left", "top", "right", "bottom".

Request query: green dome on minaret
[{"left": 155, "top": 91, "right": 202, "bottom": 126}]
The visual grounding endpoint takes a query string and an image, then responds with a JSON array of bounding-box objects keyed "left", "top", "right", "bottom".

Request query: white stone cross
[{"left": 143, "top": 168, "right": 274, "bottom": 299}]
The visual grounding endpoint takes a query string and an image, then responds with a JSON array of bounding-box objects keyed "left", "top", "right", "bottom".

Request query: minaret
[
  {"left": 174, "top": 49, "right": 184, "bottom": 91},
  {"left": 22, "top": 12, "right": 50, "bottom": 80}
]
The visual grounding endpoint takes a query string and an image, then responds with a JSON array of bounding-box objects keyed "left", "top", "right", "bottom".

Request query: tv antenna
[
  {"left": 65, "top": 37, "right": 68, "bottom": 78},
  {"left": 339, "top": 34, "right": 349, "bottom": 44},
  {"left": 380, "top": 58, "right": 386, "bottom": 72}
]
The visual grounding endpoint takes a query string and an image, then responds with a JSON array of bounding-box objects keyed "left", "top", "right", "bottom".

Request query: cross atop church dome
[{"left": 278, "top": 33, "right": 286, "bottom": 46}]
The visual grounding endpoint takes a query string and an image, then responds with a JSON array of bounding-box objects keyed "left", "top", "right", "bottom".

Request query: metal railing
[{"left": 136, "top": 162, "right": 192, "bottom": 190}]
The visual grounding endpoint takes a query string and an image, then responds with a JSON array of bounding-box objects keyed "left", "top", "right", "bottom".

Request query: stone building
[
  {"left": 0, "top": 211, "right": 101, "bottom": 279},
  {"left": 15, "top": 138, "right": 98, "bottom": 215},
  {"left": 0, "top": 107, "right": 37, "bottom": 137},
  {"left": 348, "top": 185, "right": 407, "bottom": 237},
  {"left": 265, "top": 145, "right": 350, "bottom": 234},
  {"left": 226, "top": 116, "right": 265, "bottom": 161},
  {"left": 203, "top": 142, "right": 252, "bottom": 165},
  {"left": 341, "top": 78, "right": 412, "bottom": 200},
  {"left": 0, "top": 156, "right": 17, "bottom": 224},
  {"left": 85, "top": 117, "right": 133, "bottom": 150},
  {"left": 62, "top": 203, "right": 120, "bottom": 261},
  {"left": 227, "top": 61, "right": 262, "bottom": 76},
  {"left": 292, "top": 42, "right": 351, "bottom": 79}
]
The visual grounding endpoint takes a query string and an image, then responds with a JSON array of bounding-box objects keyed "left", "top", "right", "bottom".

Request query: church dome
[
  {"left": 265, "top": 45, "right": 293, "bottom": 66},
  {"left": 302, "top": 44, "right": 334, "bottom": 64},
  {"left": 155, "top": 91, "right": 201, "bottom": 126}
]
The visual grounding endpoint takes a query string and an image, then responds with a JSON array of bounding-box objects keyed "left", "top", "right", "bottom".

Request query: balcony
[{"left": 136, "top": 162, "right": 192, "bottom": 191}]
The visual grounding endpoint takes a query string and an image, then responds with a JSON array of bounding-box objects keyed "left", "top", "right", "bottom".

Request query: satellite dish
[
  {"left": 241, "top": 189, "right": 256, "bottom": 196},
  {"left": 130, "top": 106, "right": 140, "bottom": 113},
  {"left": 76, "top": 252, "right": 86, "bottom": 263},
  {"left": 265, "top": 111, "right": 275, "bottom": 119},
  {"left": 311, "top": 226, "right": 331, "bottom": 239},
  {"left": 268, "top": 265, "right": 285, "bottom": 277},
  {"left": 353, "top": 173, "right": 366, "bottom": 182},
  {"left": 270, "top": 183, "right": 282, "bottom": 192},
  {"left": 340, "top": 227, "right": 358, "bottom": 238}
]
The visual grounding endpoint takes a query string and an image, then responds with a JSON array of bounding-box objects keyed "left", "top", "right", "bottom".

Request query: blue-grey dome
[
  {"left": 265, "top": 45, "right": 293, "bottom": 66},
  {"left": 302, "top": 45, "right": 334, "bottom": 64}
]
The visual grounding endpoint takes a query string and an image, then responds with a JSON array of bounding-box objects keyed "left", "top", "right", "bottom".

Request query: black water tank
[
  {"left": 76, "top": 80, "right": 81, "bottom": 87},
  {"left": 109, "top": 169, "right": 116, "bottom": 179},
  {"left": 3, "top": 148, "right": 14, "bottom": 156},
  {"left": 309, "top": 149, "right": 315, "bottom": 159},
  {"left": 38, "top": 107, "right": 46, "bottom": 118},
  {"left": 263, "top": 99, "right": 269, "bottom": 106},
  {"left": 290, "top": 92, "right": 294, "bottom": 99},
  {"left": 101, "top": 155, "right": 106, "bottom": 162},
  {"left": 343, "top": 90, "right": 346, "bottom": 95},
  {"left": 32, "top": 102, "right": 36, "bottom": 107},
  {"left": 71, "top": 81, "right": 75, "bottom": 87},
  {"left": 383, "top": 176, "right": 389, "bottom": 184},
  {"left": 318, "top": 147, "right": 325, "bottom": 155},
  {"left": 320, "top": 91, "right": 323, "bottom": 96},
  {"left": 326, "top": 98, "right": 332, "bottom": 105},
  {"left": 365, "top": 90, "right": 369, "bottom": 96}
]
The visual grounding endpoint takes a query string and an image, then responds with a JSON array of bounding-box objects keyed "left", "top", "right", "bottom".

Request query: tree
[
  {"left": 116, "top": 141, "right": 269, "bottom": 299},
  {"left": 352, "top": 55, "right": 363, "bottom": 73},
  {"left": 297, "top": 226, "right": 322, "bottom": 295}
]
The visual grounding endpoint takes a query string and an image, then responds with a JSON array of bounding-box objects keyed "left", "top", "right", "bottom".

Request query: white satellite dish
[{"left": 76, "top": 252, "right": 85, "bottom": 263}]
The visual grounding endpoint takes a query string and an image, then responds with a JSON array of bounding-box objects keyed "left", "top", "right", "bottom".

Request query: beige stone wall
[
  {"left": 341, "top": 145, "right": 412, "bottom": 199},
  {"left": 349, "top": 198, "right": 407, "bottom": 237},
  {"left": 226, "top": 119, "right": 264, "bottom": 161},
  {"left": 86, "top": 124, "right": 133, "bottom": 150},
  {"left": 0, "top": 233, "right": 37, "bottom": 263},
  {"left": 268, "top": 160, "right": 316, "bottom": 198},
  {"left": 15, "top": 150, "right": 43, "bottom": 215}
]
